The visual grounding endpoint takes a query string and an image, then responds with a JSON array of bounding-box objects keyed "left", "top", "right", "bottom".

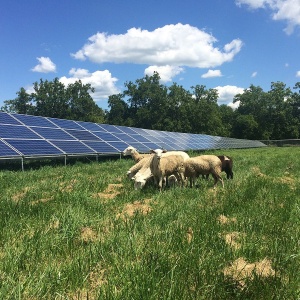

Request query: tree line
[{"left": 2, "top": 73, "right": 300, "bottom": 140}]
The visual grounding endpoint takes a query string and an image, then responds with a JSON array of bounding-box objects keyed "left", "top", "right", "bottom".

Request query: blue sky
[{"left": 1, "top": 0, "right": 300, "bottom": 111}]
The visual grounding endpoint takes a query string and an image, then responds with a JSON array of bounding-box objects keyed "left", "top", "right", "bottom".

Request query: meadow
[{"left": 0, "top": 147, "right": 299, "bottom": 299}]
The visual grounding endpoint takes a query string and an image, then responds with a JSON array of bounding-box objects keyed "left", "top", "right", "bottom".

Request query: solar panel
[
  {"left": 6, "top": 139, "right": 63, "bottom": 156},
  {"left": 32, "top": 127, "right": 76, "bottom": 140},
  {"left": 0, "top": 124, "right": 41, "bottom": 139},
  {"left": 0, "top": 140, "right": 20, "bottom": 157},
  {"left": 0, "top": 112, "right": 266, "bottom": 163},
  {"left": 65, "top": 129, "right": 101, "bottom": 141},
  {"left": 0, "top": 112, "right": 22, "bottom": 125},
  {"left": 50, "top": 140, "right": 96, "bottom": 154},
  {"left": 12, "top": 113, "right": 58, "bottom": 128}
]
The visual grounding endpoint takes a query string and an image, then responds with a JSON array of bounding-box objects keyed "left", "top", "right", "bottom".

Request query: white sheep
[
  {"left": 182, "top": 155, "right": 224, "bottom": 188},
  {"left": 122, "top": 146, "right": 151, "bottom": 163},
  {"left": 132, "top": 167, "right": 153, "bottom": 190},
  {"left": 149, "top": 149, "right": 187, "bottom": 191},
  {"left": 127, "top": 150, "right": 189, "bottom": 190},
  {"left": 126, "top": 155, "right": 153, "bottom": 179}
]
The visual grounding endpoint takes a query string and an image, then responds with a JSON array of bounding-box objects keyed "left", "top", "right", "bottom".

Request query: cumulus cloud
[
  {"left": 296, "top": 70, "right": 300, "bottom": 77},
  {"left": 236, "top": 0, "right": 300, "bottom": 34},
  {"left": 251, "top": 71, "right": 258, "bottom": 77},
  {"left": 72, "top": 23, "right": 243, "bottom": 68},
  {"left": 215, "top": 85, "right": 244, "bottom": 107},
  {"left": 59, "top": 68, "right": 120, "bottom": 100},
  {"left": 144, "top": 65, "right": 184, "bottom": 83},
  {"left": 201, "top": 69, "right": 222, "bottom": 78},
  {"left": 31, "top": 57, "right": 56, "bottom": 73}
]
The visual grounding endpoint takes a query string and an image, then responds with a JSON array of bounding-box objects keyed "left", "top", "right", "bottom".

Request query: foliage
[
  {"left": 1, "top": 78, "right": 105, "bottom": 123},
  {"left": 0, "top": 147, "right": 299, "bottom": 299}
]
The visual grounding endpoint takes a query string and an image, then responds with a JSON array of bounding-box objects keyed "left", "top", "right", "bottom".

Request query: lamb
[
  {"left": 122, "top": 146, "right": 151, "bottom": 163},
  {"left": 167, "top": 174, "right": 178, "bottom": 188},
  {"left": 203, "top": 155, "right": 233, "bottom": 180},
  {"left": 149, "top": 149, "right": 188, "bottom": 191},
  {"left": 182, "top": 155, "right": 224, "bottom": 188}
]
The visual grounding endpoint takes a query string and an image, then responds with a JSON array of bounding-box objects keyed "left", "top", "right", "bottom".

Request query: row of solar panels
[{"left": 0, "top": 112, "right": 266, "bottom": 159}]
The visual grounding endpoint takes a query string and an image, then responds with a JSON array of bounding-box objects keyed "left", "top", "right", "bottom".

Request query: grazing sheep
[
  {"left": 203, "top": 155, "right": 233, "bottom": 180},
  {"left": 126, "top": 155, "right": 153, "bottom": 179},
  {"left": 122, "top": 146, "right": 151, "bottom": 163},
  {"left": 131, "top": 149, "right": 190, "bottom": 190},
  {"left": 183, "top": 155, "right": 224, "bottom": 188},
  {"left": 219, "top": 155, "right": 233, "bottom": 179},
  {"left": 150, "top": 149, "right": 187, "bottom": 191},
  {"left": 132, "top": 168, "right": 153, "bottom": 190},
  {"left": 167, "top": 174, "right": 178, "bottom": 188}
]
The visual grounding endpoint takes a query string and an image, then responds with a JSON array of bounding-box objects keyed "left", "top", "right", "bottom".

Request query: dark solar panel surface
[{"left": 0, "top": 112, "right": 266, "bottom": 159}]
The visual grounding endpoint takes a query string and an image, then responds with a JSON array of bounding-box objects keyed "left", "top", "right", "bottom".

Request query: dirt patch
[
  {"left": 59, "top": 179, "right": 78, "bottom": 193},
  {"left": 251, "top": 166, "right": 266, "bottom": 177},
  {"left": 30, "top": 196, "right": 53, "bottom": 206},
  {"left": 80, "top": 227, "right": 98, "bottom": 243},
  {"left": 186, "top": 227, "right": 193, "bottom": 244},
  {"left": 277, "top": 176, "right": 296, "bottom": 189},
  {"left": 222, "top": 231, "right": 245, "bottom": 250},
  {"left": 11, "top": 186, "right": 31, "bottom": 202},
  {"left": 93, "top": 183, "right": 123, "bottom": 200},
  {"left": 218, "top": 215, "right": 237, "bottom": 225},
  {"left": 116, "top": 199, "right": 152, "bottom": 220},
  {"left": 89, "top": 263, "right": 108, "bottom": 289},
  {"left": 223, "top": 257, "right": 275, "bottom": 288}
]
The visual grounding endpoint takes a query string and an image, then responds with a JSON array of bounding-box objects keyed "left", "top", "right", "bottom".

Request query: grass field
[{"left": 0, "top": 147, "right": 299, "bottom": 299}]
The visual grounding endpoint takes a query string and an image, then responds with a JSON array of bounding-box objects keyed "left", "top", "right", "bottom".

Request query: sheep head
[
  {"left": 150, "top": 149, "right": 167, "bottom": 160},
  {"left": 122, "top": 146, "right": 137, "bottom": 156}
]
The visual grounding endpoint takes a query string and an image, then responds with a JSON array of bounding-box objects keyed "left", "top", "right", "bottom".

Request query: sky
[{"left": 1, "top": 0, "right": 300, "bottom": 111}]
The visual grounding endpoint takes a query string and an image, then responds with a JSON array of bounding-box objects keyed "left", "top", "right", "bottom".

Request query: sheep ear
[
  {"left": 150, "top": 150, "right": 155, "bottom": 154},
  {"left": 162, "top": 149, "right": 167, "bottom": 153}
]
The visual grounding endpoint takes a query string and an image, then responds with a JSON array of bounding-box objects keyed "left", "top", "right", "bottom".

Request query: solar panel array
[{"left": 0, "top": 111, "right": 266, "bottom": 160}]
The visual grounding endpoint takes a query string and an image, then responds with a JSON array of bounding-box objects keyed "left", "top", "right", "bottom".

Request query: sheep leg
[
  {"left": 158, "top": 177, "right": 163, "bottom": 191},
  {"left": 212, "top": 173, "right": 224, "bottom": 188}
]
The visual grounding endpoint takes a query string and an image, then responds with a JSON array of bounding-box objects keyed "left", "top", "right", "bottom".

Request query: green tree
[
  {"left": 189, "top": 85, "right": 224, "bottom": 136},
  {"left": 2, "top": 78, "right": 105, "bottom": 123},
  {"left": 234, "top": 85, "right": 271, "bottom": 139},
  {"left": 66, "top": 80, "right": 105, "bottom": 123},
  {"left": 232, "top": 114, "right": 259, "bottom": 139},
  {"left": 33, "top": 78, "right": 69, "bottom": 119},
  {"left": 124, "top": 72, "right": 168, "bottom": 129},
  {"left": 106, "top": 94, "right": 131, "bottom": 126},
  {"left": 1, "top": 87, "right": 34, "bottom": 114},
  {"left": 218, "top": 104, "right": 235, "bottom": 137}
]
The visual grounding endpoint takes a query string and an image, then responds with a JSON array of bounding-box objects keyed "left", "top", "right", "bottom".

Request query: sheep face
[
  {"left": 123, "top": 146, "right": 136, "bottom": 156},
  {"left": 134, "top": 178, "right": 147, "bottom": 190},
  {"left": 150, "top": 149, "right": 167, "bottom": 160}
]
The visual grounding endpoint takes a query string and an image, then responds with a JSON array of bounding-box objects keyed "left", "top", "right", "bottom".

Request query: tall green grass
[{"left": 0, "top": 147, "right": 299, "bottom": 299}]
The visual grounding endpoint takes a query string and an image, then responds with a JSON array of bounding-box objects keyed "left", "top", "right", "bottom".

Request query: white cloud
[
  {"left": 236, "top": 0, "right": 300, "bottom": 34},
  {"left": 296, "top": 70, "right": 300, "bottom": 77},
  {"left": 72, "top": 23, "right": 243, "bottom": 68},
  {"left": 31, "top": 57, "right": 56, "bottom": 73},
  {"left": 144, "top": 65, "right": 184, "bottom": 83},
  {"left": 59, "top": 68, "right": 120, "bottom": 100},
  {"left": 228, "top": 100, "right": 241, "bottom": 110},
  {"left": 251, "top": 71, "right": 258, "bottom": 77},
  {"left": 215, "top": 85, "right": 244, "bottom": 107},
  {"left": 201, "top": 69, "right": 222, "bottom": 78}
]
